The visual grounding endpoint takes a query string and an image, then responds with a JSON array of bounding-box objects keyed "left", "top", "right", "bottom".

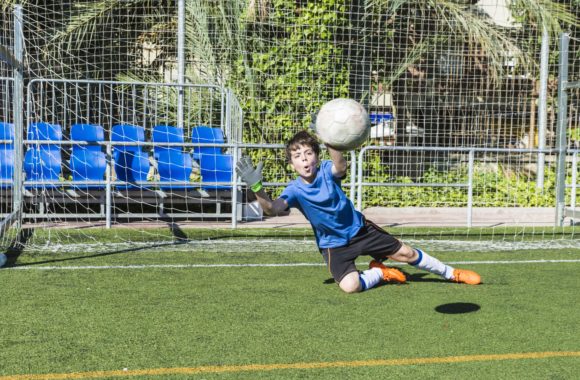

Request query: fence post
[
  {"left": 467, "top": 149, "right": 474, "bottom": 228},
  {"left": 536, "top": 26, "right": 549, "bottom": 190},
  {"left": 105, "top": 140, "right": 112, "bottom": 228},
  {"left": 356, "top": 148, "right": 365, "bottom": 211},
  {"left": 349, "top": 150, "right": 356, "bottom": 203},
  {"left": 177, "top": 0, "right": 185, "bottom": 129},
  {"left": 228, "top": 90, "right": 239, "bottom": 228},
  {"left": 571, "top": 153, "right": 578, "bottom": 212},
  {"left": 555, "top": 33, "right": 569, "bottom": 226},
  {"left": 12, "top": 5, "right": 24, "bottom": 227}
]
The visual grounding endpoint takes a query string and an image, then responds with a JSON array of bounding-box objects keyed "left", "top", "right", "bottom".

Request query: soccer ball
[{"left": 315, "top": 98, "right": 370, "bottom": 151}]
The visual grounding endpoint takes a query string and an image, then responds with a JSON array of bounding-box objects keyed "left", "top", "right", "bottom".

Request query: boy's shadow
[
  {"left": 323, "top": 272, "right": 448, "bottom": 285},
  {"left": 405, "top": 272, "right": 449, "bottom": 283}
]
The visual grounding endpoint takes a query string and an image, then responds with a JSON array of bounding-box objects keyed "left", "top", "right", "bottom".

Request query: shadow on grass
[
  {"left": 405, "top": 272, "right": 449, "bottom": 283},
  {"left": 323, "top": 272, "right": 450, "bottom": 286},
  {"left": 435, "top": 302, "right": 481, "bottom": 314},
  {"left": 322, "top": 268, "right": 449, "bottom": 288},
  {"left": 373, "top": 271, "right": 459, "bottom": 288},
  {"left": 5, "top": 227, "right": 35, "bottom": 267}
]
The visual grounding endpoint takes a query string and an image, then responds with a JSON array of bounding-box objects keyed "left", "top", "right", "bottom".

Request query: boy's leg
[
  {"left": 322, "top": 248, "right": 361, "bottom": 293},
  {"left": 340, "top": 266, "right": 403, "bottom": 293},
  {"left": 322, "top": 247, "right": 403, "bottom": 294},
  {"left": 389, "top": 243, "right": 481, "bottom": 285},
  {"left": 355, "top": 219, "right": 481, "bottom": 285},
  {"left": 368, "top": 260, "right": 407, "bottom": 283}
]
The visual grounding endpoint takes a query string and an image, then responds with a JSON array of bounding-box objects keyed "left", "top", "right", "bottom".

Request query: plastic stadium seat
[
  {"left": 23, "top": 122, "right": 62, "bottom": 189},
  {"left": 0, "top": 122, "right": 14, "bottom": 189},
  {"left": 152, "top": 125, "right": 193, "bottom": 190},
  {"left": 191, "top": 126, "right": 224, "bottom": 160},
  {"left": 111, "top": 124, "right": 150, "bottom": 189},
  {"left": 199, "top": 153, "right": 233, "bottom": 190},
  {"left": 69, "top": 124, "right": 106, "bottom": 189}
]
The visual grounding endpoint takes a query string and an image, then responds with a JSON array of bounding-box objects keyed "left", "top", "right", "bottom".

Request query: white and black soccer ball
[{"left": 315, "top": 98, "right": 370, "bottom": 151}]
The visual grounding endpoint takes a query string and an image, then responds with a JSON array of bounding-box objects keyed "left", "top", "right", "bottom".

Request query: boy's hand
[
  {"left": 309, "top": 111, "right": 337, "bottom": 149},
  {"left": 236, "top": 156, "right": 264, "bottom": 192}
]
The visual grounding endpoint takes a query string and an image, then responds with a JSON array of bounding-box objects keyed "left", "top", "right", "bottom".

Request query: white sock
[
  {"left": 359, "top": 268, "right": 383, "bottom": 291},
  {"left": 411, "top": 248, "right": 454, "bottom": 280}
]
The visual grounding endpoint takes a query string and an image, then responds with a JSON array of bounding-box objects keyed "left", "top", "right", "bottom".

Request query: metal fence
[
  {"left": 0, "top": 3, "right": 579, "bottom": 235},
  {"left": 18, "top": 79, "right": 244, "bottom": 227}
]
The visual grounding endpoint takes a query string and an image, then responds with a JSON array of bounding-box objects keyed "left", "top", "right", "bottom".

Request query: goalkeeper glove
[{"left": 236, "top": 156, "right": 264, "bottom": 192}]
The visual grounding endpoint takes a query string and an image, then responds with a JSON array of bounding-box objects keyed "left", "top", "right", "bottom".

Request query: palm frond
[
  {"left": 0, "top": 0, "right": 29, "bottom": 12},
  {"left": 433, "top": 0, "right": 527, "bottom": 80},
  {"left": 50, "top": 0, "right": 158, "bottom": 48},
  {"left": 384, "top": 39, "right": 431, "bottom": 87},
  {"left": 512, "top": 0, "right": 579, "bottom": 33},
  {"left": 247, "top": 0, "right": 271, "bottom": 22},
  {"left": 367, "top": 0, "right": 577, "bottom": 82},
  {"left": 185, "top": 0, "right": 220, "bottom": 83}
]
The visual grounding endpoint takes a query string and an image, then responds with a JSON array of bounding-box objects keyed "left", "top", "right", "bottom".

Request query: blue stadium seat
[
  {"left": 111, "top": 124, "right": 150, "bottom": 189},
  {"left": 191, "top": 126, "right": 224, "bottom": 160},
  {"left": 23, "top": 122, "right": 62, "bottom": 189},
  {"left": 152, "top": 125, "right": 193, "bottom": 190},
  {"left": 199, "top": 153, "right": 233, "bottom": 190},
  {"left": 69, "top": 124, "right": 106, "bottom": 189},
  {"left": 0, "top": 122, "right": 14, "bottom": 189}
]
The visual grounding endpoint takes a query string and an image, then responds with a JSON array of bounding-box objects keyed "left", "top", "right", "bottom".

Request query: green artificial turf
[{"left": 0, "top": 228, "right": 579, "bottom": 379}]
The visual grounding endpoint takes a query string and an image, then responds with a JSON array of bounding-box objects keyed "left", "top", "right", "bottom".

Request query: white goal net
[{"left": 0, "top": 1, "right": 578, "bottom": 257}]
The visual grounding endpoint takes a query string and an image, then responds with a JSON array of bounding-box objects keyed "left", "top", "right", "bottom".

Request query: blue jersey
[{"left": 280, "top": 160, "right": 364, "bottom": 248}]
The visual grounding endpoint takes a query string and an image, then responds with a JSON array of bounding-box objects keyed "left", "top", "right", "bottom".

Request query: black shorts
[{"left": 320, "top": 220, "right": 403, "bottom": 283}]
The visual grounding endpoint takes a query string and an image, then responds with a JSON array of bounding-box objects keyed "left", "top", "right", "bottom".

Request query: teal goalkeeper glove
[{"left": 236, "top": 156, "right": 264, "bottom": 192}]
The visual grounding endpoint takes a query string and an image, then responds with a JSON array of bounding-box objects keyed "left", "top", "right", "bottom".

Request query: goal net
[{"left": 0, "top": 1, "right": 579, "bottom": 258}]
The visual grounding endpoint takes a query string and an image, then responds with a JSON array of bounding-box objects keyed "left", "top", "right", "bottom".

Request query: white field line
[{"left": 4, "top": 259, "right": 580, "bottom": 271}]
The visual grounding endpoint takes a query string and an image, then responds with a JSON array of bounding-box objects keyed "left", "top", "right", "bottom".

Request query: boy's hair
[{"left": 285, "top": 130, "right": 321, "bottom": 162}]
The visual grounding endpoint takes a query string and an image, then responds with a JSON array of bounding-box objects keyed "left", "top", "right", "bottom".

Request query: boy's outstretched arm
[
  {"left": 254, "top": 188, "right": 288, "bottom": 216},
  {"left": 236, "top": 156, "right": 288, "bottom": 216},
  {"left": 327, "top": 145, "right": 347, "bottom": 178}
]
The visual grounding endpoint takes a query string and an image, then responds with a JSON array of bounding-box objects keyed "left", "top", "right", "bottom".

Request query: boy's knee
[{"left": 338, "top": 271, "right": 362, "bottom": 294}]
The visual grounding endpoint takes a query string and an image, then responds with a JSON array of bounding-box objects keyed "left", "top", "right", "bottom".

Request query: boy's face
[{"left": 289, "top": 143, "right": 319, "bottom": 183}]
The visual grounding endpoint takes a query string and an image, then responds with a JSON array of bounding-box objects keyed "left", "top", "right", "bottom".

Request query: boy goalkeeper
[{"left": 236, "top": 130, "right": 481, "bottom": 294}]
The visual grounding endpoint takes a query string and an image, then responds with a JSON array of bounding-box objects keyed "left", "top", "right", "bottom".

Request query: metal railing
[
  {"left": 356, "top": 146, "right": 560, "bottom": 227},
  {"left": 12, "top": 139, "right": 358, "bottom": 229}
]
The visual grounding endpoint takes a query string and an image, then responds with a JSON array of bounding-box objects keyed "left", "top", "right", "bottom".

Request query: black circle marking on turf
[{"left": 435, "top": 302, "right": 480, "bottom": 314}]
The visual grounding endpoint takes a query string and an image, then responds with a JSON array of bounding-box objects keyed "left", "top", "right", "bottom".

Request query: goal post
[{"left": 0, "top": 5, "right": 24, "bottom": 249}]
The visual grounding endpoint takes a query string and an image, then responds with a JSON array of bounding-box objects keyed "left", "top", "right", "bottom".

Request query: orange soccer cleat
[
  {"left": 452, "top": 269, "right": 481, "bottom": 285},
  {"left": 369, "top": 260, "right": 407, "bottom": 283}
]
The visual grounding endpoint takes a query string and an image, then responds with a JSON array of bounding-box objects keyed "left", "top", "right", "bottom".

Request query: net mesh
[{"left": 0, "top": 0, "right": 579, "bottom": 255}]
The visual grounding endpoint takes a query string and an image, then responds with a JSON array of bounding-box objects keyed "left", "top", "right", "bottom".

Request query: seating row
[{"left": 0, "top": 121, "right": 234, "bottom": 191}]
